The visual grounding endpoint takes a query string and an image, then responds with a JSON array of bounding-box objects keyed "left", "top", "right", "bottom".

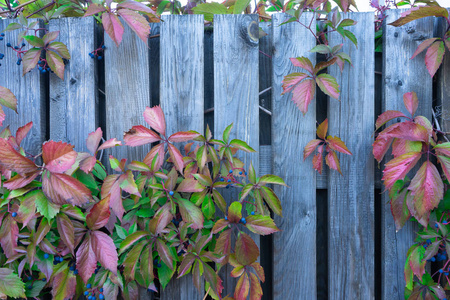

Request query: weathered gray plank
[
  {"left": 328, "top": 12, "right": 375, "bottom": 299},
  {"left": 382, "top": 9, "right": 434, "bottom": 299},
  {"left": 104, "top": 18, "right": 150, "bottom": 162},
  {"left": 271, "top": 13, "right": 316, "bottom": 300},
  {"left": 214, "top": 14, "right": 259, "bottom": 298},
  {"left": 0, "top": 19, "right": 46, "bottom": 153},
  {"left": 159, "top": 15, "right": 204, "bottom": 300},
  {"left": 49, "top": 17, "right": 97, "bottom": 152},
  {"left": 435, "top": 17, "right": 450, "bottom": 134}
]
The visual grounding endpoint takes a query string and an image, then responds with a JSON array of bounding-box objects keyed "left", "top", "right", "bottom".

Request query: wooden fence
[{"left": 0, "top": 9, "right": 449, "bottom": 300}]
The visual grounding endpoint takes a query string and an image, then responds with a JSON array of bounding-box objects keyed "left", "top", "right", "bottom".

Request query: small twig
[
  {"left": 432, "top": 108, "right": 450, "bottom": 142},
  {"left": 374, "top": 71, "right": 382, "bottom": 75},
  {"left": 259, "top": 86, "right": 271, "bottom": 96},
  {"left": 202, "top": 287, "right": 211, "bottom": 300},
  {"left": 259, "top": 49, "right": 271, "bottom": 59},
  {"left": 149, "top": 34, "right": 160, "bottom": 39},
  {"left": 204, "top": 107, "right": 214, "bottom": 114},
  {"left": 259, "top": 105, "right": 271, "bottom": 116},
  {"left": 0, "top": 0, "right": 38, "bottom": 15},
  {"left": 98, "top": 88, "right": 106, "bottom": 96},
  {"left": 27, "top": 0, "right": 55, "bottom": 18}
]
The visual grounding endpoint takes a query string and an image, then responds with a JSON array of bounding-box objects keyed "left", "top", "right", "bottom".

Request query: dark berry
[
  {"left": 241, "top": 217, "right": 246, "bottom": 224},
  {"left": 251, "top": 211, "right": 255, "bottom": 215},
  {"left": 6, "top": 43, "right": 11, "bottom": 47},
  {"left": 84, "top": 291, "right": 89, "bottom": 296},
  {"left": 27, "top": 276, "right": 32, "bottom": 281},
  {"left": 157, "top": 263, "right": 161, "bottom": 268},
  {"left": 11, "top": 212, "right": 17, "bottom": 217},
  {"left": 27, "top": 285, "right": 32, "bottom": 289},
  {"left": 225, "top": 216, "right": 228, "bottom": 220},
  {"left": 220, "top": 178, "right": 224, "bottom": 182},
  {"left": 74, "top": 270, "right": 78, "bottom": 275},
  {"left": 426, "top": 239, "right": 431, "bottom": 244},
  {"left": 97, "top": 56, "right": 102, "bottom": 60},
  {"left": 153, "top": 259, "right": 158, "bottom": 264},
  {"left": 227, "top": 179, "right": 231, "bottom": 183},
  {"left": 169, "top": 191, "right": 174, "bottom": 196},
  {"left": 102, "top": 45, "right": 106, "bottom": 49},
  {"left": 0, "top": 33, "right": 4, "bottom": 36},
  {"left": 70, "top": 266, "right": 75, "bottom": 271},
  {"left": 17, "top": 60, "right": 21, "bottom": 66},
  {"left": 14, "top": 46, "right": 19, "bottom": 49},
  {"left": 99, "top": 288, "right": 103, "bottom": 292},
  {"left": 87, "top": 283, "right": 92, "bottom": 288},
  {"left": 0, "top": 37, "right": 3, "bottom": 41},
  {"left": 21, "top": 43, "right": 25, "bottom": 47},
  {"left": 446, "top": 272, "right": 449, "bottom": 276},
  {"left": 435, "top": 223, "right": 439, "bottom": 228},
  {"left": 431, "top": 257, "right": 436, "bottom": 262},
  {"left": 229, "top": 170, "right": 233, "bottom": 173},
  {"left": 99, "top": 295, "right": 104, "bottom": 299},
  {"left": 41, "top": 69, "right": 46, "bottom": 74},
  {"left": 42, "top": 278, "right": 46, "bottom": 282},
  {"left": 439, "top": 269, "right": 444, "bottom": 273},
  {"left": 0, "top": 53, "right": 4, "bottom": 59}
]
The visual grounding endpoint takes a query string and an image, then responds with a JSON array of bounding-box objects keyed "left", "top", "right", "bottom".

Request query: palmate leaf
[
  {"left": 0, "top": 268, "right": 25, "bottom": 298},
  {"left": 290, "top": 78, "right": 315, "bottom": 115},
  {"left": 424, "top": 40, "right": 445, "bottom": 77},
  {"left": 235, "top": 232, "right": 259, "bottom": 266},
  {"left": 42, "top": 141, "right": 77, "bottom": 173},
  {"left": 382, "top": 152, "right": 422, "bottom": 190},
  {"left": 117, "top": 8, "right": 150, "bottom": 45},
  {"left": 389, "top": 5, "right": 449, "bottom": 27},
  {"left": 102, "top": 12, "right": 124, "bottom": 47}
]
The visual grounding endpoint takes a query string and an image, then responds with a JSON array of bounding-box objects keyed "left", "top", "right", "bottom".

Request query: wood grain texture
[
  {"left": 435, "top": 17, "right": 450, "bottom": 133},
  {"left": 159, "top": 15, "right": 204, "bottom": 300},
  {"left": 49, "top": 17, "right": 97, "bottom": 152},
  {"left": 328, "top": 12, "right": 375, "bottom": 299},
  {"left": 214, "top": 14, "right": 259, "bottom": 298},
  {"left": 271, "top": 13, "right": 316, "bottom": 300},
  {"left": 104, "top": 17, "right": 150, "bottom": 162},
  {"left": 0, "top": 19, "right": 46, "bottom": 154},
  {"left": 382, "top": 9, "right": 433, "bottom": 299}
]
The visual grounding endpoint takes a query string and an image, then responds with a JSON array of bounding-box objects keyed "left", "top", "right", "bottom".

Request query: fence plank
[
  {"left": 382, "top": 9, "right": 434, "bottom": 299},
  {"left": 49, "top": 17, "right": 97, "bottom": 151},
  {"left": 271, "top": 13, "right": 316, "bottom": 300},
  {"left": 214, "top": 14, "right": 259, "bottom": 297},
  {"left": 104, "top": 19, "right": 150, "bottom": 162},
  {"left": 328, "top": 12, "right": 375, "bottom": 299},
  {"left": 435, "top": 18, "right": 450, "bottom": 133},
  {"left": 0, "top": 19, "right": 46, "bottom": 153},
  {"left": 159, "top": 14, "right": 204, "bottom": 300}
]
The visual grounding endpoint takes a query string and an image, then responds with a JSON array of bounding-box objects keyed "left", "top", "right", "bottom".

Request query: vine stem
[
  {"left": 0, "top": 0, "right": 38, "bottom": 15},
  {"left": 202, "top": 287, "right": 211, "bottom": 300},
  {"left": 432, "top": 108, "right": 450, "bottom": 142}
]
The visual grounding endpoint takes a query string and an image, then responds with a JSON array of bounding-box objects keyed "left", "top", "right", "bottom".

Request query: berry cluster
[
  {"left": 0, "top": 33, "right": 5, "bottom": 67},
  {"left": 84, "top": 284, "right": 105, "bottom": 300},
  {"left": 24, "top": 274, "right": 46, "bottom": 290},
  {"left": 37, "top": 58, "right": 53, "bottom": 74},
  {"left": 6, "top": 41, "right": 27, "bottom": 66},
  {"left": 89, "top": 45, "right": 106, "bottom": 60}
]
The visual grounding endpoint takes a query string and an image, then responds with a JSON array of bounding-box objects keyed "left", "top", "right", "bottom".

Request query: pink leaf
[
  {"left": 326, "top": 136, "right": 352, "bottom": 155},
  {"left": 98, "top": 138, "right": 122, "bottom": 151},
  {"left": 375, "top": 110, "right": 407, "bottom": 130},
  {"left": 102, "top": 12, "right": 124, "bottom": 47},
  {"left": 425, "top": 41, "right": 445, "bottom": 77},
  {"left": 289, "top": 57, "right": 314, "bottom": 74},
  {"left": 124, "top": 125, "right": 161, "bottom": 146},
  {"left": 303, "top": 139, "right": 322, "bottom": 160},
  {"left": 3, "top": 172, "right": 39, "bottom": 190},
  {"left": 281, "top": 72, "right": 309, "bottom": 94},
  {"left": 291, "top": 78, "right": 315, "bottom": 115},
  {"left": 101, "top": 174, "right": 125, "bottom": 221},
  {"left": 117, "top": 8, "right": 150, "bottom": 45},
  {"left": 177, "top": 178, "right": 204, "bottom": 192},
  {"left": 382, "top": 152, "right": 422, "bottom": 190},
  {"left": 315, "top": 74, "right": 340, "bottom": 99},
  {"left": 0, "top": 139, "right": 38, "bottom": 175},
  {"left": 378, "top": 121, "right": 429, "bottom": 142},
  {"left": 168, "top": 144, "right": 184, "bottom": 174},
  {"left": 76, "top": 235, "right": 97, "bottom": 283},
  {"left": 15, "top": 122, "right": 32, "bottom": 147},
  {"left": 437, "top": 155, "right": 450, "bottom": 182},
  {"left": 42, "top": 141, "right": 77, "bottom": 173},
  {"left": 148, "top": 203, "right": 172, "bottom": 234},
  {"left": 143, "top": 143, "right": 164, "bottom": 170},
  {"left": 410, "top": 38, "right": 439, "bottom": 60},
  {"left": 372, "top": 137, "right": 393, "bottom": 162},
  {"left": 245, "top": 215, "right": 280, "bottom": 235},
  {"left": 117, "top": 0, "right": 156, "bottom": 15},
  {"left": 119, "top": 171, "right": 141, "bottom": 196},
  {"left": 144, "top": 106, "right": 166, "bottom": 136},
  {"left": 312, "top": 152, "right": 323, "bottom": 174},
  {"left": 0, "top": 215, "right": 18, "bottom": 258},
  {"left": 325, "top": 150, "right": 342, "bottom": 175},
  {"left": 390, "top": 189, "right": 410, "bottom": 232},
  {"left": 79, "top": 155, "right": 97, "bottom": 173},
  {"left": 56, "top": 213, "right": 75, "bottom": 255},
  {"left": 91, "top": 231, "right": 118, "bottom": 275},
  {"left": 86, "top": 128, "right": 102, "bottom": 155},
  {"left": 235, "top": 272, "right": 250, "bottom": 300},
  {"left": 22, "top": 48, "right": 41, "bottom": 75},
  {"left": 390, "top": 6, "right": 449, "bottom": 27},
  {"left": 408, "top": 245, "right": 426, "bottom": 281},
  {"left": 84, "top": 3, "right": 106, "bottom": 17},
  {"left": 86, "top": 196, "right": 111, "bottom": 230},
  {"left": 168, "top": 131, "right": 201, "bottom": 143},
  {"left": 391, "top": 139, "right": 422, "bottom": 158},
  {"left": 42, "top": 172, "right": 93, "bottom": 206}
]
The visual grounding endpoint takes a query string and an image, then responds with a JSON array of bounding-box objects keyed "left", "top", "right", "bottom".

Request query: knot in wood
[{"left": 239, "top": 16, "right": 258, "bottom": 47}]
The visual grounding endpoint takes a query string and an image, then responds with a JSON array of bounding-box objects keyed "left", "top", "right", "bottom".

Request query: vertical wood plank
[
  {"left": 382, "top": 10, "right": 433, "bottom": 299},
  {"left": 214, "top": 14, "right": 259, "bottom": 297},
  {"left": 271, "top": 13, "right": 316, "bottom": 300},
  {"left": 435, "top": 17, "right": 450, "bottom": 133},
  {"left": 49, "top": 17, "right": 97, "bottom": 152},
  {"left": 159, "top": 15, "right": 204, "bottom": 300},
  {"left": 0, "top": 19, "right": 46, "bottom": 153},
  {"left": 328, "top": 12, "right": 375, "bottom": 299},
  {"left": 104, "top": 19, "right": 150, "bottom": 161}
]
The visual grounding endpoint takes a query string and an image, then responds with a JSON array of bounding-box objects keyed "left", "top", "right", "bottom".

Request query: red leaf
[
  {"left": 234, "top": 272, "right": 250, "bottom": 300},
  {"left": 215, "top": 229, "right": 232, "bottom": 255},
  {"left": 52, "top": 265, "right": 77, "bottom": 300},
  {"left": 15, "top": 122, "right": 32, "bottom": 147},
  {"left": 410, "top": 38, "right": 439, "bottom": 60},
  {"left": 407, "top": 161, "right": 443, "bottom": 226},
  {"left": 375, "top": 110, "right": 407, "bottom": 130},
  {"left": 391, "top": 139, "right": 422, "bottom": 158},
  {"left": 143, "top": 143, "right": 164, "bottom": 170},
  {"left": 437, "top": 155, "right": 450, "bottom": 182},
  {"left": 315, "top": 74, "right": 339, "bottom": 99},
  {"left": 86, "top": 196, "right": 111, "bottom": 230},
  {"left": 316, "top": 119, "right": 328, "bottom": 139},
  {"left": 372, "top": 137, "right": 393, "bottom": 163},
  {"left": 289, "top": 57, "right": 314, "bottom": 74},
  {"left": 245, "top": 215, "right": 280, "bottom": 235},
  {"left": 408, "top": 245, "right": 426, "bottom": 281},
  {"left": 98, "top": 138, "right": 121, "bottom": 151},
  {"left": 86, "top": 128, "right": 102, "bottom": 155},
  {"left": 102, "top": 12, "right": 124, "bottom": 47},
  {"left": 326, "top": 136, "right": 352, "bottom": 155},
  {"left": 91, "top": 231, "right": 118, "bottom": 274},
  {"left": 177, "top": 253, "right": 196, "bottom": 278},
  {"left": 0, "top": 86, "right": 18, "bottom": 115},
  {"left": 312, "top": 152, "right": 323, "bottom": 174},
  {"left": 379, "top": 121, "right": 429, "bottom": 142},
  {"left": 303, "top": 139, "right": 321, "bottom": 160},
  {"left": 389, "top": 6, "right": 449, "bottom": 27},
  {"left": 291, "top": 78, "right": 315, "bottom": 115},
  {"left": 79, "top": 154, "right": 96, "bottom": 173},
  {"left": 143, "top": 106, "right": 166, "bottom": 136},
  {"left": 281, "top": 72, "right": 309, "bottom": 94},
  {"left": 42, "top": 141, "right": 77, "bottom": 173},
  {"left": 156, "top": 238, "right": 174, "bottom": 270},
  {"left": 76, "top": 235, "right": 97, "bottom": 283},
  {"left": 42, "top": 172, "right": 93, "bottom": 206},
  {"left": 124, "top": 125, "right": 161, "bottom": 147},
  {"left": 390, "top": 189, "right": 410, "bottom": 232},
  {"left": 0, "top": 215, "right": 18, "bottom": 258},
  {"left": 117, "top": 8, "right": 150, "bottom": 45},
  {"left": 425, "top": 41, "right": 445, "bottom": 77},
  {"left": 84, "top": 3, "right": 106, "bottom": 16},
  {"left": 228, "top": 202, "right": 242, "bottom": 223},
  {"left": 382, "top": 152, "right": 422, "bottom": 190},
  {"left": 148, "top": 203, "right": 172, "bottom": 234},
  {"left": 3, "top": 172, "right": 39, "bottom": 190},
  {"left": 168, "top": 131, "right": 201, "bottom": 143},
  {"left": 325, "top": 150, "right": 342, "bottom": 174},
  {"left": 46, "top": 50, "right": 65, "bottom": 80},
  {"left": 176, "top": 198, "right": 204, "bottom": 230},
  {"left": 56, "top": 213, "right": 75, "bottom": 254},
  {"left": 177, "top": 178, "right": 204, "bottom": 193},
  {"left": 235, "top": 232, "right": 259, "bottom": 266},
  {"left": 101, "top": 174, "right": 125, "bottom": 220},
  {"left": 249, "top": 272, "right": 263, "bottom": 300},
  {"left": 0, "top": 139, "right": 38, "bottom": 175},
  {"left": 168, "top": 144, "right": 184, "bottom": 174}
]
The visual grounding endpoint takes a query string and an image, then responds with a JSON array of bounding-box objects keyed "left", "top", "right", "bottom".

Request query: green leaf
[
  {"left": 235, "top": 232, "right": 259, "bottom": 265},
  {"left": 245, "top": 215, "right": 280, "bottom": 235},
  {"left": 23, "top": 35, "right": 44, "bottom": 47},
  {"left": 115, "top": 224, "right": 128, "bottom": 239},
  {"left": 157, "top": 260, "right": 176, "bottom": 290},
  {"left": 48, "top": 42, "right": 70, "bottom": 59},
  {"left": 25, "top": 279, "right": 45, "bottom": 297},
  {"left": 22, "top": 48, "right": 42, "bottom": 75},
  {"left": 192, "top": 2, "right": 228, "bottom": 22},
  {"left": 34, "top": 190, "right": 60, "bottom": 220},
  {"left": 177, "top": 198, "right": 204, "bottom": 229},
  {"left": 0, "top": 268, "right": 25, "bottom": 298},
  {"left": 260, "top": 186, "right": 282, "bottom": 216},
  {"left": 119, "top": 231, "right": 149, "bottom": 255},
  {"left": 228, "top": 201, "right": 242, "bottom": 223},
  {"left": 389, "top": 6, "right": 449, "bottom": 27},
  {"left": 233, "top": 0, "right": 251, "bottom": 14},
  {"left": 2, "top": 23, "right": 22, "bottom": 32},
  {"left": 229, "top": 139, "right": 255, "bottom": 152},
  {"left": 93, "top": 163, "right": 107, "bottom": 180},
  {"left": 309, "top": 44, "right": 332, "bottom": 54},
  {"left": 46, "top": 50, "right": 65, "bottom": 80},
  {"left": 202, "top": 194, "right": 215, "bottom": 220},
  {"left": 259, "top": 174, "right": 287, "bottom": 186},
  {"left": 0, "top": 86, "right": 18, "bottom": 115},
  {"left": 223, "top": 124, "right": 233, "bottom": 144}
]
